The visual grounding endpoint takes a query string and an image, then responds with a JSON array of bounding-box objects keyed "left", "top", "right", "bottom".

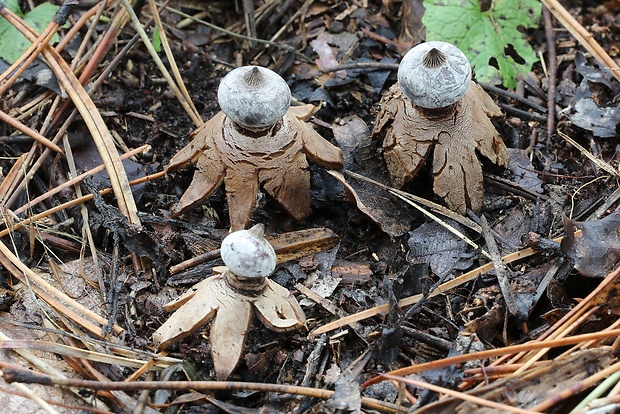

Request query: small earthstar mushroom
[
  {"left": 167, "top": 66, "right": 344, "bottom": 230},
  {"left": 152, "top": 224, "right": 306, "bottom": 380},
  {"left": 373, "top": 41, "right": 510, "bottom": 214}
]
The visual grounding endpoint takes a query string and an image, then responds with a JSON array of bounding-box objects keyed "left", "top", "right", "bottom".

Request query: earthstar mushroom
[
  {"left": 373, "top": 41, "right": 510, "bottom": 214},
  {"left": 152, "top": 224, "right": 306, "bottom": 380},
  {"left": 167, "top": 66, "right": 343, "bottom": 230}
]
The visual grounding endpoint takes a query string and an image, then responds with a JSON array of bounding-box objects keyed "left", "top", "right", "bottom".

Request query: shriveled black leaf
[
  {"left": 561, "top": 210, "right": 620, "bottom": 277},
  {"left": 407, "top": 221, "right": 475, "bottom": 277},
  {"left": 507, "top": 148, "right": 543, "bottom": 194},
  {"left": 326, "top": 368, "right": 362, "bottom": 412},
  {"left": 330, "top": 115, "right": 417, "bottom": 237},
  {"left": 568, "top": 54, "right": 620, "bottom": 138}
]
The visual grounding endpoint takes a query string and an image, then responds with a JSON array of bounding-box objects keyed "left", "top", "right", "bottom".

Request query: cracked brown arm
[
  {"left": 224, "top": 162, "right": 259, "bottom": 230},
  {"left": 171, "top": 147, "right": 226, "bottom": 216},
  {"left": 293, "top": 115, "right": 344, "bottom": 170}
]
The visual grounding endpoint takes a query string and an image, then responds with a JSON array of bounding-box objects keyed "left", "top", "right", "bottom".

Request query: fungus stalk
[
  {"left": 153, "top": 224, "right": 305, "bottom": 380},
  {"left": 167, "top": 66, "right": 343, "bottom": 230},
  {"left": 373, "top": 41, "right": 510, "bottom": 214}
]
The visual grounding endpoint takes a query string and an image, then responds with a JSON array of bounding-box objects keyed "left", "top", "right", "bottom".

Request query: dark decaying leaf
[
  {"left": 574, "top": 51, "right": 619, "bottom": 93},
  {"left": 0, "top": 58, "right": 61, "bottom": 95},
  {"left": 568, "top": 52, "right": 620, "bottom": 138},
  {"left": 332, "top": 115, "right": 373, "bottom": 169},
  {"left": 325, "top": 368, "right": 362, "bottom": 412},
  {"left": 507, "top": 148, "right": 543, "bottom": 194},
  {"left": 330, "top": 170, "right": 415, "bottom": 237},
  {"left": 561, "top": 210, "right": 620, "bottom": 277},
  {"left": 407, "top": 221, "right": 475, "bottom": 277},
  {"left": 568, "top": 81, "right": 620, "bottom": 138},
  {"left": 328, "top": 115, "right": 417, "bottom": 236}
]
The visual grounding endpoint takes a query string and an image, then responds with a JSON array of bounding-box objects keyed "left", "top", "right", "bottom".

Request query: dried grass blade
[
  {"left": 0, "top": 110, "right": 63, "bottom": 153},
  {"left": 0, "top": 340, "right": 158, "bottom": 369},
  {"left": 0, "top": 331, "right": 111, "bottom": 410},
  {"left": 122, "top": 0, "right": 203, "bottom": 126},
  {"left": 0, "top": 240, "right": 124, "bottom": 337},
  {"left": 0, "top": 154, "right": 26, "bottom": 205},
  {"left": 148, "top": 0, "right": 201, "bottom": 122},
  {"left": 559, "top": 131, "right": 619, "bottom": 177},
  {"left": 0, "top": 6, "right": 141, "bottom": 226},
  {"left": 542, "top": 0, "right": 620, "bottom": 82}
]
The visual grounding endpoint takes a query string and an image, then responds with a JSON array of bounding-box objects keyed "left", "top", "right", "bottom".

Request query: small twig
[
  {"left": 0, "top": 363, "right": 405, "bottom": 414},
  {"left": 541, "top": 0, "right": 620, "bottom": 82},
  {"left": 559, "top": 131, "right": 620, "bottom": 177},
  {"left": 323, "top": 61, "right": 399, "bottom": 72},
  {"left": 168, "top": 249, "right": 221, "bottom": 275},
  {"left": 467, "top": 211, "right": 519, "bottom": 251},
  {"left": 382, "top": 374, "right": 541, "bottom": 414},
  {"left": 498, "top": 103, "right": 548, "bottom": 122},
  {"left": 542, "top": 6, "right": 557, "bottom": 143},
  {"left": 401, "top": 324, "right": 453, "bottom": 352},
  {"left": 301, "top": 334, "right": 328, "bottom": 387},
  {"left": 169, "top": 227, "right": 339, "bottom": 274},
  {"left": 479, "top": 215, "right": 520, "bottom": 317},
  {"left": 484, "top": 174, "right": 551, "bottom": 201},
  {"left": 480, "top": 83, "right": 548, "bottom": 113},
  {"left": 166, "top": 6, "right": 311, "bottom": 62}
]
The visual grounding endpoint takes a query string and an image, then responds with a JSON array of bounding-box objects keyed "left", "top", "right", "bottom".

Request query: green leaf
[
  {"left": 422, "top": 0, "right": 541, "bottom": 88},
  {"left": 152, "top": 29, "right": 162, "bottom": 53},
  {"left": 0, "top": 0, "right": 61, "bottom": 64}
]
